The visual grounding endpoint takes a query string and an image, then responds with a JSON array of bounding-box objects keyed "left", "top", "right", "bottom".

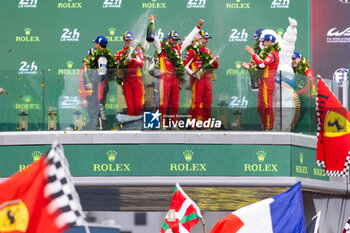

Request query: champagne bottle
[
  {"left": 248, "top": 69, "right": 260, "bottom": 90},
  {"left": 193, "top": 59, "right": 215, "bottom": 75},
  {"left": 146, "top": 20, "right": 156, "bottom": 42}
]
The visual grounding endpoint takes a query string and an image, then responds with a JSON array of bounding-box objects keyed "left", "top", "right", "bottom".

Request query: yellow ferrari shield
[
  {"left": 0, "top": 200, "right": 29, "bottom": 232},
  {"left": 324, "top": 110, "right": 350, "bottom": 137}
]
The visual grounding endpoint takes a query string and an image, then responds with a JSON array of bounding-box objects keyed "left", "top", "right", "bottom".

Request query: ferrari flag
[
  {"left": 0, "top": 141, "right": 85, "bottom": 232},
  {"left": 316, "top": 76, "right": 350, "bottom": 176}
]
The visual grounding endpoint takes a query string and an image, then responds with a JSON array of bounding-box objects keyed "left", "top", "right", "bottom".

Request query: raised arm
[
  {"left": 149, "top": 15, "right": 162, "bottom": 55},
  {"left": 180, "top": 19, "right": 204, "bottom": 54},
  {"left": 153, "top": 37, "right": 162, "bottom": 55},
  {"left": 183, "top": 50, "right": 196, "bottom": 76}
]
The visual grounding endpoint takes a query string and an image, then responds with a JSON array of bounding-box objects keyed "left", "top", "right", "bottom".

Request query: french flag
[{"left": 210, "top": 182, "right": 306, "bottom": 233}]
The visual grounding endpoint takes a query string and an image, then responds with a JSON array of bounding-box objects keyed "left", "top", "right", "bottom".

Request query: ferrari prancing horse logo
[{"left": 0, "top": 200, "right": 29, "bottom": 232}]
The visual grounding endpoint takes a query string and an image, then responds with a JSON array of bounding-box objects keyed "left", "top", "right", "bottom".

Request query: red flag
[
  {"left": 0, "top": 142, "right": 85, "bottom": 232},
  {"left": 316, "top": 76, "right": 350, "bottom": 176}
]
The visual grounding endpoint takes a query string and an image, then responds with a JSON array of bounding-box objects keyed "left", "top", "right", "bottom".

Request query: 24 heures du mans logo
[
  {"left": 60, "top": 28, "right": 80, "bottom": 42},
  {"left": 327, "top": 27, "right": 350, "bottom": 43},
  {"left": 244, "top": 150, "right": 279, "bottom": 172},
  {"left": 93, "top": 150, "right": 131, "bottom": 172},
  {"left": 271, "top": 0, "right": 290, "bottom": 8},
  {"left": 170, "top": 150, "right": 207, "bottom": 172},
  {"left": 18, "top": 0, "right": 37, "bottom": 8},
  {"left": 142, "top": 0, "right": 167, "bottom": 8},
  {"left": 187, "top": 0, "right": 206, "bottom": 8},
  {"left": 58, "top": 0, "right": 83, "bottom": 8},
  {"left": 16, "top": 28, "right": 40, "bottom": 42},
  {"left": 18, "top": 61, "right": 38, "bottom": 74},
  {"left": 226, "top": 0, "right": 251, "bottom": 9},
  {"left": 103, "top": 0, "right": 122, "bottom": 8},
  {"left": 228, "top": 28, "right": 248, "bottom": 42}
]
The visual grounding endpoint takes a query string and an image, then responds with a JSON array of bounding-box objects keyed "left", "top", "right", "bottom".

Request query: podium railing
[{"left": 0, "top": 68, "right": 317, "bottom": 134}]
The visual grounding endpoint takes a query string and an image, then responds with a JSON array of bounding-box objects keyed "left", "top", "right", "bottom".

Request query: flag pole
[
  {"left": 200, "top": 217, "right": 207, "bottom": 233},
  {"left": 83, "top": 222, "right": 91, "bottom": 233}
]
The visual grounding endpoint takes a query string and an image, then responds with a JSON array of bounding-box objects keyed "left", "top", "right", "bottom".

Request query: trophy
[
  {"left": 19, "top": 109, "right": 28, "bottom": 131},
  {"left": 73, "top": 107, "right": 83, "bottom": 130},
  {"left": 231, "top": 110, "right": 242, "bottom": 131},
  {"left": 47, "top": 106, "right": 57, "bottom": 130},
  {"left": 217, "top": 101, "right": 229, "bottom": 129}
]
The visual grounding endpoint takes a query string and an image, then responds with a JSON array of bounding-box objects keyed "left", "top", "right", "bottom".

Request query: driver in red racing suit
[
  {"left": 245, "top": 34, "right": 280, "bottom": 130},
  {"left": 150, "top": 15, "right": 204, "bottom": 125},
  {"left": 116, "top": 31, "right": 144, "bottom": 116},
  {"left": 183, "top": 30, "right": 219, "bottom": 124}
]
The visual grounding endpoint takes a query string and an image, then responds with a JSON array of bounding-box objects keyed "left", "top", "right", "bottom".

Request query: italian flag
[{"left": 161, "top": 183, "right": 203, "bottom": 233}]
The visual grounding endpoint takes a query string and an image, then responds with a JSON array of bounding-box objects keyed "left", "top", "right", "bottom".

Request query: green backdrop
[{"left": 0, "top": 0, "right": 312, "bottom": 131}]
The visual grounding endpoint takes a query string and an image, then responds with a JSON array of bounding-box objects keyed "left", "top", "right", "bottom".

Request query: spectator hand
[{"left": 0, "top": 88, "right": 4, "bottom": 95}]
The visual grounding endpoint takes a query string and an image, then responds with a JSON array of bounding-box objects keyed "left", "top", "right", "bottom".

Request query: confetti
[
  {"left": 19, "top": 94, "right": 23, "bottom": 98},
  {"left": 8, "top": 49, "right": 12, "bottom": 53},
  {"left": 57, "top": 78, "right": 60, "bottom": 83},
  {"left": 64, "top": 131, "right": 67, "bottom": 134},
  {"left": 154, "top": 89, "right": 158, "bottom": 92},
  {"left": 5, "top": 92, "right": 8, "bottom": 95},
  {"left": 24, "top": 84, "right": 26, "bottom": 87},
  {"left": 17, "top": 76, "right": 21, "bottom": 80}
]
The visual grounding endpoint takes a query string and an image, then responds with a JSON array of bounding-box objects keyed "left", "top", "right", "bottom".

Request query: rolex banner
[
  {"left": 161, "top": 183, "right": 202, "bottom": 233},
  {"left": 0, "top": 141, "right": 85, "bottom": 232},
  {"left": 316, "top": 77, "right": 350, "bottom": 177}
]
